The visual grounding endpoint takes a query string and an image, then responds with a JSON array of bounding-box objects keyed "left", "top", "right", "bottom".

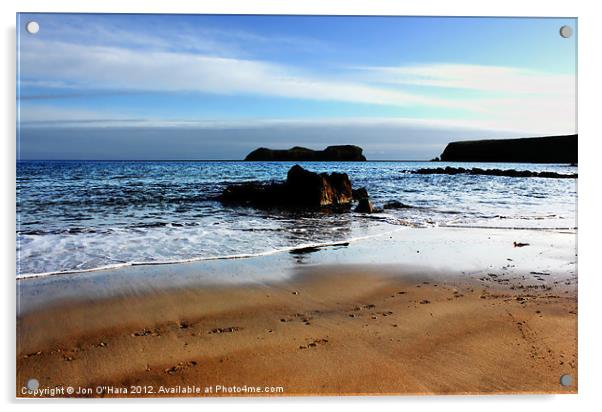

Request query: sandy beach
[
  {"left": 16, "top": 227, "right": 577, "bottom": 397},
  {"left": 14, "top": 11, "right": 580, "bottom": 400}
]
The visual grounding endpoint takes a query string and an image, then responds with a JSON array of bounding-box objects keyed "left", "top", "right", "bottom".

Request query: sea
[{"left": 16, "top": 161, "right": 577, "bottom": 278}]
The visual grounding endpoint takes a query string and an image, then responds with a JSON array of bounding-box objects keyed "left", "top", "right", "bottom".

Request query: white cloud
[
  {"left": 28, "top": 15, "right": 331, "bottom": 58},
  {"left": 355, "top": 63, "right": 574, "bottom": 95},
  {"left": 19, "top": 34, "right": 576, "bottom": 135},
  {"left": 353, "top": 63, "right": 576, "bottom": 135},
  {"left": 20, "top": 39, "right": 472, "bottom": 111}
]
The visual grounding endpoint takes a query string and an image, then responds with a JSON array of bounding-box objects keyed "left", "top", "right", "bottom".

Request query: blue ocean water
[{"left": 16, "top": 161, "right": 577, "bottom": 277}]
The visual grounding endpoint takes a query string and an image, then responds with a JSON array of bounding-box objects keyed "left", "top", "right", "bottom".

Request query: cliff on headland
[
  {"left": 244, "top": 145, "right": 366, "bottom": 161},
  {"left": 439, "top": 134, "right": 577, "bottom": 163}
]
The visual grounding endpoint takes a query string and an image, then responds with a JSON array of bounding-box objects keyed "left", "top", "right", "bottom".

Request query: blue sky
[{"left": 17, "top": 14, "right": 577, "bottom": 160}]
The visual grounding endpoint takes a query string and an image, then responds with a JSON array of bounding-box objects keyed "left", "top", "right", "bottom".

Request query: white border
[{"left": 2, "top": 1, "right": 601, "bottom": 411}]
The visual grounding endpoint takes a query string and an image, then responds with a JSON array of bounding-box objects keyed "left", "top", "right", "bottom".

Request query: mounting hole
[
  {"left": 27, "top": 378, "right": 39, "bottom": 391},
  {"left": 26, "top": 21, "right": 40, "bottom": 34},
  {"left": 560, "top": 374, "right": 573, "bottom": 387},
  {"left": 559, "top": 25, "right": 573, "bottom": 38}
]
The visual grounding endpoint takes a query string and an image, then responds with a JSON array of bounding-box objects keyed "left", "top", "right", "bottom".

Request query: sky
[{"left": 17, "top": 14, "right": 577, "bottom": 160}]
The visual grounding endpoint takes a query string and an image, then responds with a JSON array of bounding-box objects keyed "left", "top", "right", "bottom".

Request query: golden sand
[{"left": 17, "top": 264, "right": 577, "bottom": 397}]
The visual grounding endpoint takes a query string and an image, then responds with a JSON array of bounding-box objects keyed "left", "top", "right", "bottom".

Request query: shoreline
[
  {"left": 16, "top": 227, "right": 577, "bottom": 312},
  {"left": 17, "top": 226, "right": 578, "bottom": 396},
  {"left": 16, "top": 224, "right": 578, "bottom": 282}
]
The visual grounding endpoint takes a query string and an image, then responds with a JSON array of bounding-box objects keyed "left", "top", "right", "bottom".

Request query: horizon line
[{"left": 16, "top": 159, "right": 436, "bottom": 162}]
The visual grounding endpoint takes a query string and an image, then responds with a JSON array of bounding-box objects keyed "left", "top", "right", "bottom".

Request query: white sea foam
[
  {"left": 16, "top": 227, "right": 406, "bottom": 280},
  {"left": 16, "top": 160, "right": 577, "bottom": 278}
]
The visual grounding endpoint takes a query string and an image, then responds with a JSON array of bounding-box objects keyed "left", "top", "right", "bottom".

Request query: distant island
[
  {"left": 245, "top": 145, "right": 367, "bottom": 161},
  {"left": 439, "top": 134, "right": 577, "bottom": 163}
]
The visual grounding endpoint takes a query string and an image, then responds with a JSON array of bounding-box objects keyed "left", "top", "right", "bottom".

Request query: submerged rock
[
  {"left": 409, "top": 167, "right": 577, "bottom": 179},
  {"left": 383, "top": 200, "right": 413, "bottom": 209},
  {"left": 219, "top": 181, "right": 286, "bottom": 206}
]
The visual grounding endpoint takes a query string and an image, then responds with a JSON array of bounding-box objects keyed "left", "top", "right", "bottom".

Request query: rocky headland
[
  {"left": 439, "top": 134, "right": 577, "bottom": 163},
  {"left": 244, "top": 145, "right": 366, "bottom": 161}
]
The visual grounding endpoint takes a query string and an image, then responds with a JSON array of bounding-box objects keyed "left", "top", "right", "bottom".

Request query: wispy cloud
[
  {"left": 19, "top": 39, "right": 475, "bottom": 110},
  {"left": 18, "top": 20, "right": 576, "bottom": 136},
  {"left": 18, "top": 104, "right": 529, "bottom": 137},
  {"left": 23, "top": 15, "right": 331, "bottom": 58},
  {"left": 352, "top": 63, "right": 575, "bottom": 134},
  {"left": 18, "top": 105, "right": 139, "bottom": 125},
  {"left": 354, "top": 63, "right": 574, "bottom": 95}
]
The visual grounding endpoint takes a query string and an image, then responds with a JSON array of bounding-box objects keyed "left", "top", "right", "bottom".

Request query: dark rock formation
[
  {"left": 286, "top": 164, "right": 352, "bottom": 206},
  {"left": 244, "top": 145, "right": 367, "bottom": 161},
  {"left": 355, "top": 198, "right": 374, "bottom": 213},
  {"left": 439, "top": 134, "right": 577, "bottom": 163},
  {"left": 219, "top": 165, "right": 353, "bottom": 208},
  {"left": 352, "top": 187, "right": 369, "bottom": 200},
  {"left": 409, "top": 167, "right": 577, "bottom": 179},
  {"left": 218, "top": 182, "right": 286, "bottom": 206},
  {"left": 383, "top": 200, "right": 413, "bottom": 209}
]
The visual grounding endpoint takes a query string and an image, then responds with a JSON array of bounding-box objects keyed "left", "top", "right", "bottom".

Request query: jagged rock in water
[
  {"left": 355, "top": 198, "right": 374, "bottom": 213},
  {"left": 352, "top": 187, "right": 369, "bottom": 200},
  {"left": 409, "top": 167, "right": 577, "bottom": 179},
  {"left": 383, "top": 200, "right": 413, "bottom": 209},
  {"left": 219, "top": 165, "right": 353, "bottom": 209},
  {"left": 286, "top": 164, "right": 352, "bottom": 207}
]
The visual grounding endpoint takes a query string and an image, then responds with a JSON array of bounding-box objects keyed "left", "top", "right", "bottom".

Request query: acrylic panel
[{"left": 16, "top": 13, "right": 577, "bottom": 397}]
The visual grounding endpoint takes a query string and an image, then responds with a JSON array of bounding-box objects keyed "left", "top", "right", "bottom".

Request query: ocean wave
[
  {"left": 16, "top": 229, "right": 405, "bottom": 280},
  {"left": 16, "top": 160, "right": 577, "bottom": 278}
]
